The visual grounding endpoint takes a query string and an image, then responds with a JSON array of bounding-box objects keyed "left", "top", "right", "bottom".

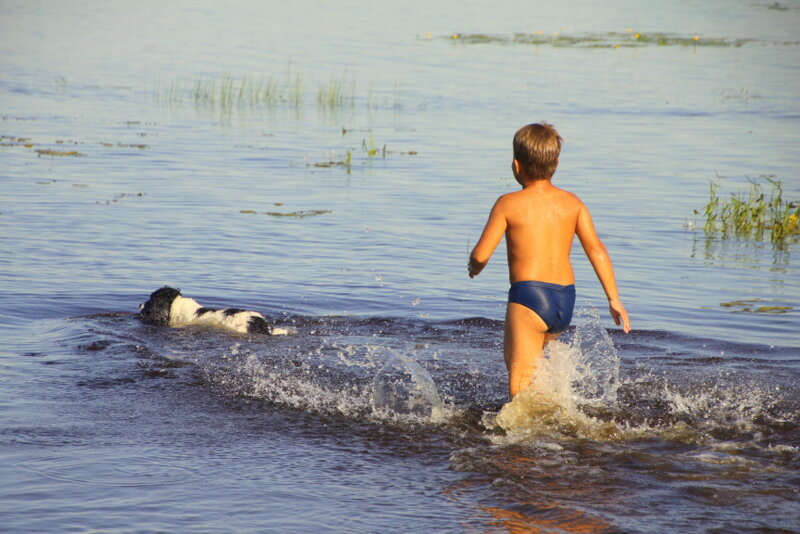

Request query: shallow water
[{"left": 2, "top": 1, "right": 799, "bottom": 532}]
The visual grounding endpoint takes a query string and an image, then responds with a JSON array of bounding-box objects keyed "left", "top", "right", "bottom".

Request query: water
[{"left": 1, "top": 1, "right": 798, "bottom": 532}]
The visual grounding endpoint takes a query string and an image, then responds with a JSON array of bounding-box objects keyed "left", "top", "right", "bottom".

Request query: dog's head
[{"left": 139, "top": 286, "right": 182, "bottom": 326}]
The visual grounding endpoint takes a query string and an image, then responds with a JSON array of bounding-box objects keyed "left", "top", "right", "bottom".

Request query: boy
[{"left": 468, "top": 123, "right": 630, "bottom": 399}]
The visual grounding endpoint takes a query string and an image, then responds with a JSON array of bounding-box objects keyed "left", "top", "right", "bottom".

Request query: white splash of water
[
  {"left": 203, "top": 342, "right": 450, "bottom": 425},
  {"left": 570, "top": 307, "right": 620, "bottom": 407},
  {"left": 492, "top": 308, "right": 626, "bottom": 442},
  {"left": 371, "top": 348, "right": 447, "bottom": 423}
]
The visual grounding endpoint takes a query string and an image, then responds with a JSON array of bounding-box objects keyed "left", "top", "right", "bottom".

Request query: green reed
[
  {"left": 697, "top": 175, "right": 799, "bottom": 244},
  {"left": 155, "top": 68, "right": 408, "bottom": 113},
  {"left": 317, "top": 72, "right": 355, "bottom": 109},
  {"left": 362, "top": 134, "right": 385, "bottom": 158},
  {"left": 191, "top": 71, "right": 304, "bottom": 109}
]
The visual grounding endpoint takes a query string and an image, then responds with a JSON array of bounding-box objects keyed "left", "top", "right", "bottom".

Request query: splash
[
  {"left": 490, "top": 309, "right": 795, "bottom": 450},
  {"left": 198, "top": 341, "right": 448, "bottom": 425},
  {"left": 494, "top": 335, "right": 626, "bottom": 442},
  {"left": 494, "top": 308, "right": 646, "bottom": 442},
  {"left": 570, "top": 307, "right": 620, "bottom": 406},
  {"left": 372, "top": 349, "right": 446, "bottom": 422}
]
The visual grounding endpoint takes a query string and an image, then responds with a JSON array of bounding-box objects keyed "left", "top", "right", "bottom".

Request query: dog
[{"left": 139, "top": 286, "right": 288, "bottom": 335}]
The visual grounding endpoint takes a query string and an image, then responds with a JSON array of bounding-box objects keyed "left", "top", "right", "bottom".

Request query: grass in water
[
  {"left": 317, "top": 72, "right": 355, "bottom": 109},
  {"left": 191, "top": 70, "right": 304, "bottom": 109},
  {"left": 362, "top": 134, "right": 385, "bottom": 158},
  {"left": 153, "top": 66, "right": 412, "bottom": 115},
  {"left": 696, "top": 175, "right": 799, "bottom": 245}
]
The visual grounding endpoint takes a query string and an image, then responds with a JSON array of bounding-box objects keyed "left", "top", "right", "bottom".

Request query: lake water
[{"left": 1, "top": 1, "right": 798, "bottom": 532}]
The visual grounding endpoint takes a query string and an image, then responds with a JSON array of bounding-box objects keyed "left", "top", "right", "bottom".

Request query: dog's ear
[
  {"left": 141, "top": 286, "right": 181, "bottom": 326},
  {"left": 247, "top": 316, "right": 273, "bottom": 335}
]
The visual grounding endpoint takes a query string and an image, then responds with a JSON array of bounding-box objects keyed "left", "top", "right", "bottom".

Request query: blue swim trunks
[{"left": 508, "top": 280, "right": 576, "bottom": 334}]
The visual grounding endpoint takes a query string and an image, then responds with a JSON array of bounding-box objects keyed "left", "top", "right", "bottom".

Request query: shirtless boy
[{"left": 468, "top": 123, "right": 631, "bottom": 399}]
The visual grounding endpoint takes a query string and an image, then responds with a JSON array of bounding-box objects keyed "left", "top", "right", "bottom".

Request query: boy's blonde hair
[{"left": 513, "top": 123, "right": 563, "bottom": 180}]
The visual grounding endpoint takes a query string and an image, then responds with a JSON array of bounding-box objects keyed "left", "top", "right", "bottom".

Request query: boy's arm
[
  {"left": 575, "top": 204, "right": 631, "bottom": 332},
  {"left": 469, "top": 199, "right": 507, "bottom": 278}
]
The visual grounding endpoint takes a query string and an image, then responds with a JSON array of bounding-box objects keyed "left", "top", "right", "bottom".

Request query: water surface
[{"left": 1, "top": 1, "right": 798, "bottom": 532}]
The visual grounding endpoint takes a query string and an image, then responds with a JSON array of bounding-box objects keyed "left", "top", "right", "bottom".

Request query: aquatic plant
[
  {"left": 696, "top": 175, "right": 799, "bottom": 245},
  {"left": 240, "top": 209, "right": 331, "bottom": 219},
  {"left": 153, "top": 68, "right": 408, "bottom": 114},
  {"left": 0, "top": 135, "right": 34, "bottom": 148},
  {"left": 35, "top": 148, "right": 84, "bottom": 157},
  {"left": 191, "top": 71, "right": 303, "bottom": 109},
  {"left": 447, "top": 30, "right": 752, "bottom": 48},
  {"left": 719, "top": 299, "right": 792, "bottom": 313},
  {"left": 362, "top": 134, "right": 385, "bottom": 158},
  {"left": 308, "top": 150, "right": 353, "bottom": 172},
  {"left": 317, "top": 72, "right": 355, "bottom": 109}
]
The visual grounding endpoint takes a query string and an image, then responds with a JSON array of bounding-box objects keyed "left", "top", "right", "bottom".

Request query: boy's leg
[{"left": 504, "top": 302, "right": 548, "bottom": 399}]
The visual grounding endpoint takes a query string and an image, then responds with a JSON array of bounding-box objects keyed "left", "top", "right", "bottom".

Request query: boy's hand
[
  {"left": 468, "top": 257, "right": 484, "bottom": 278},
  {"left": 609, "top": 300, "right": 631, "bottom": 333}
]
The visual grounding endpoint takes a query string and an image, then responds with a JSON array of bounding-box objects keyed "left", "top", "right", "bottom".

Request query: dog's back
[{"left": 139, "top": 286, "right": 286, "bottom": 335}]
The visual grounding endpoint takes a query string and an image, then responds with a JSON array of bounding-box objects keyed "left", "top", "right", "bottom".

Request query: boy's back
[{"left": 498, "top": 180, "right": 582, "bottom": 286}]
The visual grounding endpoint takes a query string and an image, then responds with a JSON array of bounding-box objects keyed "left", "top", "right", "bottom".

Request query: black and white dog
[{"left": 139, "top": 286, "right": 288, "bottom": 335}]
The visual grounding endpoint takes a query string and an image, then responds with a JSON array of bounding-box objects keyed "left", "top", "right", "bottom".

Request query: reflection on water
[{"left": 690, "top": 231, "right": 793, "bottom": 270}]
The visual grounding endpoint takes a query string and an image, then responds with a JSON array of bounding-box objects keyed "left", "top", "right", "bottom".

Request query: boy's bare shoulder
[
  {"left": 553, "top": 185, "right": 586, "bottom": 207},
  {"left": 493, "top": 184, "right": 586, "bottom": 214},
  {"left": 493, "top": 190, "right": 520, "bottom": 209}
]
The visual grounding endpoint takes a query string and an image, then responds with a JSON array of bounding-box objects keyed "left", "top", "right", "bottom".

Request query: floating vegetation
[
  {"left": 720, "top": 300, "right": 792, "bottom": 314},
  {"left": 99, "top": 142, "right": 149, "bottom": 149},
  {"left": 767, "top": 2, "right": 790, "bottom": 10},
  {"left": 1, "top": 135, "right": 35, "bottom": 148},
  {"left": 96, "top": 192, "right": 145, "bottom": 205},
  {"left": 446, "top": 30, "right": 753, "bottom": 48},
  {"left": 116, "top": 143, "right": 149, "bottom": 149},
  {"left": 240, "top": 209, "right": 331, "bottom": 219},
  {"left": 695, "top": 175, "right": 799, "bottom": 245},
  {"left": 5, "top": 135, "right": 149, "bottom": 158},
  {"left": 35, "top": 148, "right": 85, "bottom": 157},
  {"left": 308, "top": 150, "right": 353, "bottom": 171}
]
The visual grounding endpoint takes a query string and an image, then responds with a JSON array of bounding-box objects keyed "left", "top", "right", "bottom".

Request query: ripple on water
[{"left": 15, "top": 453, "right": 202, "bottom": 487}]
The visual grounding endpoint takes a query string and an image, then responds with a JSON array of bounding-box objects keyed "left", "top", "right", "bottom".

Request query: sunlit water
[{"left": 1, "top": 1, "right": 798, "bottom": 532}]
